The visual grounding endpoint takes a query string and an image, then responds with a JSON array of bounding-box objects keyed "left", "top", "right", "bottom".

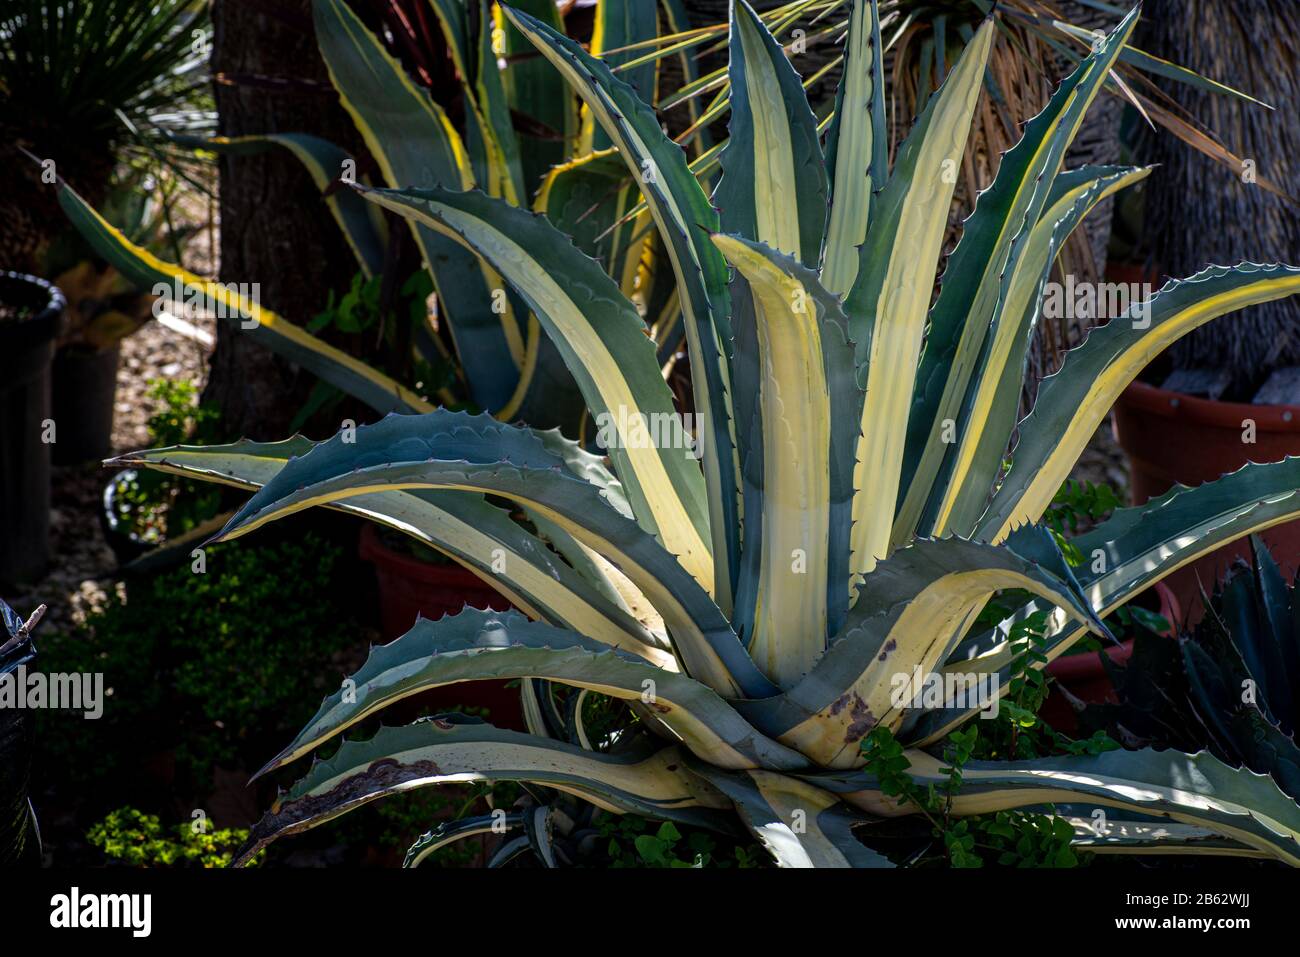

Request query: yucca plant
[
  {"left": 103, "top": 0, "right": 1300, "bottom": 867},
  {"left": 0, "top": 0, "right": 213, "bottom": 271}
]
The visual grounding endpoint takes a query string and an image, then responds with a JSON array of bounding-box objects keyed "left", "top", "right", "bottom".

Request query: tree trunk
[
  {"left": 1136, "top": 0, "right": 1300, "bottom": 397},
  {"left": 205, "top": 0, "right": 367, "bottom": 439}
]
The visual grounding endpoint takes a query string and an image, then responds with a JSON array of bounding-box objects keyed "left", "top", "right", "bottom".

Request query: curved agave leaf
[
  {"left": 259, "top": 607, "right": 808, "bottom": 778},
  {"left": 524, "top": 507, "right": 638, "bottom": 620},
  {"left": 846, "top": 18, "right": 995, "bottom": 583},
  {"left": 106, "top": 437, "right": 664, "bottom": 663},
  {"left": 502, "top": 3, "right": 741, "bottom": 616},
  {"left": 686, "top": 758, "right": 891, "bottom": 868},
  {"left": 894, "top": 8, "right": 1140, "bottom": 548},
  {"left": 312, "top": 0, "right": 524, "bottom": 411},
  {"left": 910, "top": 457, "right": 1300, "bottom": 745},
  {"left": 208, "top": 410, "right": 776, "bottom": 699},
  {"left": 821, "top": 0, "right": 887, "bottom": 297},
  {"left": 404, "top": 811, "right": 525, "bottom": 868},
  {"left": 1064, "top": 817, "right": 1266, "bottom": 857},
  {"left": 712, "top": 235, "right": 861, "bottom": 682},
  {"left": 714, "top": 0, "right": 827, "bottom": 268},
  {"left": 358, "top": 184, "right": 712, "bottom": 592},
  {"left": 735, "top": 531, "right": 1108, "bottom": 769},
  {"left": 55, "top": 184, "right": 429, "bottom": 415},
  {"left": 978, "top": 263, "right": 1300, "bottom": 541},
  {"left": 820, "top": 748, "right": 1300, "bottom": 866},
  {"left": 233, "top": 719, "right": 735, "bottom": 866},
  {"left": 925, "top": 166, "right": 1154, "bottom": 536},
  {"left": 176, "top": 133, "right": 386, "bottom": 277}
]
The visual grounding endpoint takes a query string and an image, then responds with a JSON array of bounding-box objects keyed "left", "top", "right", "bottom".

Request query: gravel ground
[{"left": 8, "top": 316, "right": 217, "bottom": 637}]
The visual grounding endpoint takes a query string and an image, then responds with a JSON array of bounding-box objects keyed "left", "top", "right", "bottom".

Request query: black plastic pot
[
  {"left": 0, "top": 272, "right": 65, "bottom": 585},
  {"left": 51, "top": 342, "right": 120, "bottom": 466},
  {"left": 99, "top": 468, "right": 154, "bottom": 565},
  {"left": 0, "top": 600, "right": 41, "bottom": 866}
]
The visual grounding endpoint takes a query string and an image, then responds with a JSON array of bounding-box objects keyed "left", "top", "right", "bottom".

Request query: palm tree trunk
[
  {"left": 1135, "top": 0, "right": 1300, "bottom": 398},
  {"left": 204, "top": 0, "right": 367, "bottom": 439}
]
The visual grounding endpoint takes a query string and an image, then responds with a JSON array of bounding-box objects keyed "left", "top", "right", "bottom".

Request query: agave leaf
[
  {"left": 910, "top": 458, "right": 1300, "bottom": 745},
  {"left": 714, "top": 0, "right": 827, "bottom": 268},
  {"left": 820, "top": 0, "right": 887, "bottom": 297},
  {"left": 261, "top": 607, "right": 808, "bottom": 778},
  {"left": 502, "top": 3, "right": 741, "bottom": 616},
  {"left": 498, "top": 0, "right": 577, "bottom": 193},
  {"left": 925, "top": 165, "right": 1153, "bottom": 536},
  {"left": 359, "top": 184, "right": 712, "bottom": 592},
  {"left": 312, "top": 0, "right": 524, "bottom": 411},
  {"left": 107, "top": 437, "right": 664, "bottom": 661},
  {"left": 580, "top": 0, "right": 660, "bottom": 154},
  {"left": 1183, "top": 636, "right": 1300, "bottom": 800},
  {"left": 658, "top": 0, "right": 711, "bottom": 155},
  {"left": 466, "top": 0, "right": 526, "bottom": 205},
  {"left": 524, "top": 508, "right": 637, "bottom": 620},
  {"left": 824, "top": 748, "right": 1300, "bottom": 866},
  {"left": 1244, "top": 536, "right": 1300, "bottom": 721},
  {"left": 1064, "top": 817, "right": 1266, "bottom": 857},
  {"left": 533, "top": 150, "right": 647, "bottom": 301},
  {"left": 56, "top": 184, "right": 429, "bottom": 415},
  {"left": 176, "top": 133, "right": 386, "bottom": 277},
  {"left": 978, "top": 263, "right": 1300, "bottom": 542},
  {"left": 893, "top": 8, "right": 1140, "bottom": 549},
  {"left": 736, "top": 531, "right": 1108, "bottom": 769},
  {"left": 712, "top": 234, "right": 861, "bottom": 683},
  {"left": 404, "top": 811, "right": 525, "bottom": 868},
  {"left": 687, "top": 758, "right": 892, "bottom": 868},
  {"left": 234, "top": 720, "right": 735, "bottom": 866},
  {"left": 207, "top": 411, "right": 776, "bottom": 699},
  {"left": 845, "top": 18, "right": 995, "bottom": 583}
]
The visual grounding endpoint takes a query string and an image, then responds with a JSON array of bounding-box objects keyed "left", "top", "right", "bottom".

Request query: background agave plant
[
  {"left": 53, "top": 0, "right": 706, "bottom": 438},
  {"left": 1087, "top": 536, "right": 1300, "bottom": 803},
  {"left": 100, "top": 0, "right": 1300, "bottom": 867}
]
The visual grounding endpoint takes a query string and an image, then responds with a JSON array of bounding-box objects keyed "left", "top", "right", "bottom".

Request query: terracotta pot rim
[
  {"left": 358, "top": 522, "right": 486, "bottom": 586},
  {"left": 1044, "top": 582, "right": 1181, "bottom": 682},
  {"left": 1121, "top": 380, "right": 1300, "bottom": 431}
]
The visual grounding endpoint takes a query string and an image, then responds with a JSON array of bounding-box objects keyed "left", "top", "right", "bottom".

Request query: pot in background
[
  {"left": 1112, "top": 380, "right": 1300, "bottom": 619},
  {"left": 359, "top": 523, "right": 522, "bottom": 728},
  {"left": 0, "top": 272, "right": 64, "bottom": 585},
  {"left": 51, "top": 342, "right": 120, "bottom": 466},
  {"left": 1040, "top": 581, "right": 1181, "bottom": 735}
]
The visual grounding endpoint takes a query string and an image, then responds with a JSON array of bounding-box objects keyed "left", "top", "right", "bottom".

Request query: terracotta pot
[
  {"left": 1112, "top": 380, "right": 1300, "bottom": 618},
  {"left": 1040, "top": 581, "right": 1181, "bottom": 734},
  {"left": 358, "top": 524, "right": 523, "bottom": 728}
]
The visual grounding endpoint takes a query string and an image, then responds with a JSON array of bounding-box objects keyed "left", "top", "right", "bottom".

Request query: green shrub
[
  {"left": 87, "top": 807, "right": 262, "bottom": 868},
  {"left": 37, "top": 532, "right": 363, "bottom": 798}
]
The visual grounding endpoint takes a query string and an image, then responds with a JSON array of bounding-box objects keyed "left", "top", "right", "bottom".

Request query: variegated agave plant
[{"left": 113, "top": 0, "right": 1300, "bottom": 867}]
